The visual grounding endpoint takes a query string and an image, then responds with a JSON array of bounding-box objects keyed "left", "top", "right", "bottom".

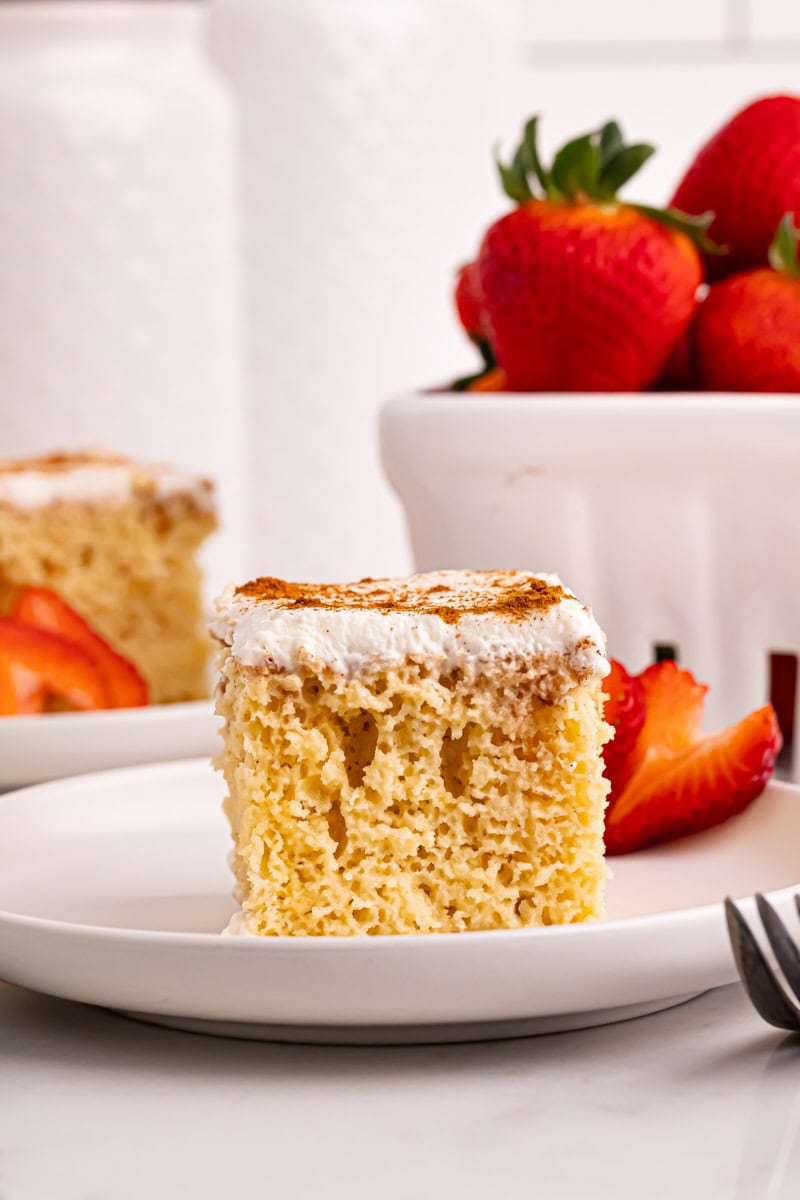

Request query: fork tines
[{"left": 725, "top": 894, "right": 800, "bottom": 1032}]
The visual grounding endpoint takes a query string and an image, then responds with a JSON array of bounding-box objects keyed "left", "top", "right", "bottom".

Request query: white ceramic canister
[
  {"left": 0, "top": 0, "right": 245, "bottom": 593},
  {"left": 210, "top": 0, "right": 516, "bottom": 582}
]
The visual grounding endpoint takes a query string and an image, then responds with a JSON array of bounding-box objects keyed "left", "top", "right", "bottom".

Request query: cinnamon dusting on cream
[
  {"left": 235, "top": 571, "right": 567, "bottom": 624},
  {"left": 0, "top": 451, "right": 129, "bottom": 476},
  {"left": 213, "top": 570, "right": 608, "bottom": 682},
  {"left": 0, "top": 451, "right": 214, "bottom": 511}
]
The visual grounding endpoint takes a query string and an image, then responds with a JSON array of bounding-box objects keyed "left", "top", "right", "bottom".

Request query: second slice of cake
[
  {"left": 213, "top": 570, "right": 611, "bottom": 936},
  {"left": 0, "top": 452, "right": 216, "bottom": 703}
]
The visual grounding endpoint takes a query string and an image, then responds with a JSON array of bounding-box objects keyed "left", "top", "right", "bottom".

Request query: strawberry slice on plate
[
  {"left": 0, "top": 618, "right": 110, "bottom": 712},
  {"left": 0, "top": 660, "right": 45, "bottom": 716},
  {"left": 625, "top": 660, "right": 708, "bottom": 772},
  {"left": 602, "top": 658, "right": 646, "bottom": 800},
  {"left": 12, "top": 587, "right": 148, "bottom": 708},
  {"left": 605, "top": 661, "right": 781, "bottom": 855}
]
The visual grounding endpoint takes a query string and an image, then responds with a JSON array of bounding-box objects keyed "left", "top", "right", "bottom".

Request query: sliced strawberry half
[
  {"left": 12, "top": 587, "right": 148, "bottom": 708},
  {"left": 602, "top": 659, "right": 646, "bottom": 800},
  {"left": 605, "top": 661, "right": 780, "bottom": 855},
  {"left": 0, "top": 618, "right": 110, "bottom": 712},
  {"left": 628, "top": 660, "right": 708, "bottom": 771}
]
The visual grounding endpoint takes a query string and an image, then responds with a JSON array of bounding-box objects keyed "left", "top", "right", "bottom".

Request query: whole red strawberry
[
  {"left": 694, "top": 215, "right": 800, "bottom": 392},
  {"left": 454, "top": 262, "right": 487, "bottom": 346},
  {"left": 671, "top": 95, "right": 800, "bottom": 279},
  {"left": 452, "top": 261, "right": 499, "bottom": 392},
  {"left": 649, "top": 326, "right": 699, "bottom": 392},
  {"left": 478, "top": 117, "right": 708, "bottom": 392}
]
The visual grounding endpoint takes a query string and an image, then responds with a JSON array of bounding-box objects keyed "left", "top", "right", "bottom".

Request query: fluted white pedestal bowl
[{"left": 380, "top": 393, "right": 800, "bottom": 776}]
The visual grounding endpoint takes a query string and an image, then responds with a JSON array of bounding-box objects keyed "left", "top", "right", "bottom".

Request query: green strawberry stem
[
  {"left": 451, "top": 363, "right": 495, "bottom": 392},
  {"left": 451, "top": 337, "right": 496, "bottom": 390},
  {"left": 496, "top": 115, "right": 724, "bottom": 254},
  {"left": 473, "top": 333, "right": 496, "bottom": 370},
  {"left": 768, "top": 214, "right": 800, "bottom": 279},
  {"left": 632, "top": 204, "right": 722, "bottom": 255}
]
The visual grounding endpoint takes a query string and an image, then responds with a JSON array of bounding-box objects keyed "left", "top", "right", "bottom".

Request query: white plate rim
[
  {"left": 0, "top": 759, "right": 796, "bottom": 950},
  {"left": 0, "top": 697, "right": 212, "bottom": 732},
  {"left": 2, "top": 759, "right": 798, "bottom": 1038}
]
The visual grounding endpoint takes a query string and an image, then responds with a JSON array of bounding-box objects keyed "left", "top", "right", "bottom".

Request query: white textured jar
[
  {"left": 210, "top": 0, "right": 515, "bottom": 582},
  {"left": 0, "top": 0, "right": 244, "bottom": 592}
]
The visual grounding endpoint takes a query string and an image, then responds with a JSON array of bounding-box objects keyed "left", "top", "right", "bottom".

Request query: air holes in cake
[
  {"left": 302, "top": 678, "right": 322, "bottom": 702},
  {"left": 769, "top": 651, "right": 797, "bottom": 774},
  {"left": 326, "top": 800, "right": 347, "bottom": 858},
  {"left": 440, "top": 723, "right": 475, "bottom": 798},
  {"left": 497, "top": 863, "right": 515, "bottom": 887},
  {"left": 516, "top": 734, "right": 544, "bottom": 764},
  {"left": 463, "top": 813, "right": 480, "bottom": 838},
  {"left": 653, "top": 642, "right": 678, "bottom": 663},
  {"left": 439, "top": 669, "right": 463, "bottom": 692},
  {"left": 337, "top": 710, "right": 378, "bottom": 788}
]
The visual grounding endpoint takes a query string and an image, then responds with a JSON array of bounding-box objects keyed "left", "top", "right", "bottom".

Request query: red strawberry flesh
[
  {"left": 605, "top": 658, "right": 780, "bottom": 855},
  {"left": 479, "top": 202, "right": 702, "bottom": 392},
  {"left": 0, "top": 660, "right": 45, "bottom": 716},
  {"left": 0, "top": 618, "right": 110, "bottom": 712},
  {"left": 671, "top": 94, "right": 800, "bottom": 278},
  {"left": 454, "top": 262, "right": 486, "bottom": 341},
  {"left": 602, "top": 659, "right": 646, "bottom": 801},
  {"left": 12, "top": 587, "right": 149, "bottom": 708}
]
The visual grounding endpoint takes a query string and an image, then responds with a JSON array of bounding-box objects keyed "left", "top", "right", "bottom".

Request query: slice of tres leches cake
[
  {"left": 212, "top": 570, "right": 611, "bottom": 936},
  {"left": 0, "top": 451, "right": 216, "bottom": 703}
]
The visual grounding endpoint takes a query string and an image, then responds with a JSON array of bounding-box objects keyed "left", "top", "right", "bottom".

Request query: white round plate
[
  {"left": 0, "top": 759, "right": 798, "bottom": 1045},
  {"left": 0, "top": 703, "right": 218, "bottom": 790}
]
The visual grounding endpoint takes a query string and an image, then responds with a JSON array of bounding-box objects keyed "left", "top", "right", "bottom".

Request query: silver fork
[{"left": 725, "top": 894, "right": 800, "bottom": 1032}]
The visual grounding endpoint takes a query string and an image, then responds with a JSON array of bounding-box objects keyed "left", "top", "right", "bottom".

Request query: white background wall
[
  {"left": 513, "top": 0, "right": 800, "bottom": 203},
  {"left": 209, "top": 0, "right": 800, "bottom": 583}
]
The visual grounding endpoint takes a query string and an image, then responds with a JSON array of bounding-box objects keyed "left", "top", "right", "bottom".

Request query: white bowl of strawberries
[{"left": 381, "top": 95, "right": 800, "bottom": 778}]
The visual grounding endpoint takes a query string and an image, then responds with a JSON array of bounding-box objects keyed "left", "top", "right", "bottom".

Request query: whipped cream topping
[
  {"left": 212, "top": 569, "right": 608, "bottom": 681},
  {"left": 0, "top": 452, "right": 214, "bottom": 510}
]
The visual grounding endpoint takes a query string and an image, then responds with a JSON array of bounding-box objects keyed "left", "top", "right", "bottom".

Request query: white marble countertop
[{"left": 0, "top": 982, "right": 798, "bottom": 1199}]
